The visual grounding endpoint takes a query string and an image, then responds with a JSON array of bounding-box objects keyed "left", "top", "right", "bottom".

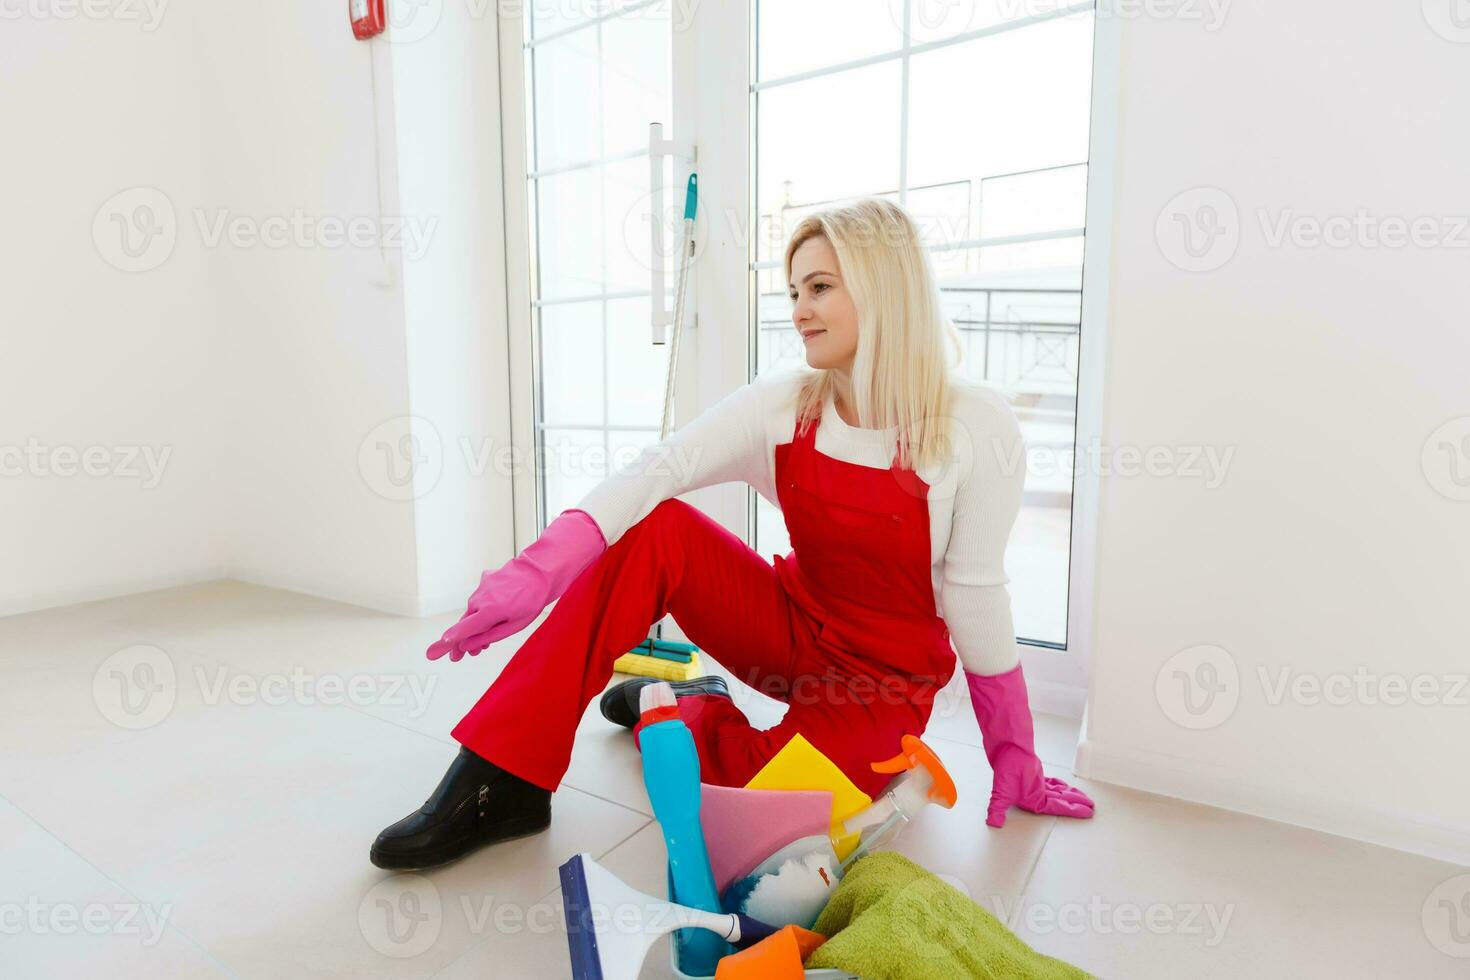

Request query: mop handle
[{"left": 659, "top": 173, "right": 698, "bottom": 441}]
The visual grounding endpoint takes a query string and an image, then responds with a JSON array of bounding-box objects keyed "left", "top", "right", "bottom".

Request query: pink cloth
[{"left": 699, "top": 784, "right": 833, "bottom": 894}]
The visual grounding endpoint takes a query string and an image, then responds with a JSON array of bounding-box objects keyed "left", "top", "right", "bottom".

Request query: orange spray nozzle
[{"left": 870, "top": 734, "right": 957, "bottom": 809}]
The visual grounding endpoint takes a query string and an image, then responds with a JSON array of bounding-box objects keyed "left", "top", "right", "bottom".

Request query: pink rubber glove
[
  {"left": 425, "top": 508, "right": 607, "bottom": 663},
  {"left": 966, "top": 664, "right": 1096, "bottom": 828}
]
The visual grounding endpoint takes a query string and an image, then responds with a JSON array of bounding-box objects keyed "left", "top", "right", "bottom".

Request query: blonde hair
[{"left": 783, "top": 198, "right": 963, "bottom": 471}]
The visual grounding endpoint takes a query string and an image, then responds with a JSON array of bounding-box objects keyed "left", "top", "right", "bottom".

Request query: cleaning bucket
[{"left": 665, "top": 865, "right": 860, "bottom": 980}]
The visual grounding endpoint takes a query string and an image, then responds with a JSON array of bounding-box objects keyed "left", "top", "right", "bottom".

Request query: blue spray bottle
[{"left": 637, "top": 682, "right": 731, "bottom": 976}]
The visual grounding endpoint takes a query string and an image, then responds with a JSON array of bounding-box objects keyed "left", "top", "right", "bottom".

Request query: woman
[{"left": 371, "top": 198, "right": 1094, "bottom": 870}]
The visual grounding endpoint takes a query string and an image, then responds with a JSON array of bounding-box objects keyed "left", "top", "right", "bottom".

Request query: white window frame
[{"left": 497, "top": 0, "right": 1120, "bottom": 716}]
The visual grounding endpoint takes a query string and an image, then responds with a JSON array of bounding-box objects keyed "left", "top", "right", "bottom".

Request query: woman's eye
[{"left": 812, "top": 282, "right": 829, "bottom": 293}]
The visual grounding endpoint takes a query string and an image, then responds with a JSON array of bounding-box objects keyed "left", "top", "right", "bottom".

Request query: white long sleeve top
[{"left": 572, "top": 368, "right": 1025, "bottom": 676}]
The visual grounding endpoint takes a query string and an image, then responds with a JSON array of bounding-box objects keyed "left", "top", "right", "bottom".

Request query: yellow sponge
[
  {"left": 611, "top": 648, "right": 701, "bottom": 681},
  {"left": 743, "top": 732, "right": 871, "bottom": 860}
]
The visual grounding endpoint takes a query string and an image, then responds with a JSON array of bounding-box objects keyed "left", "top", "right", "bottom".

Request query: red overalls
[{"left": 451, "top": 409, "right": 958, "bottom": 799}]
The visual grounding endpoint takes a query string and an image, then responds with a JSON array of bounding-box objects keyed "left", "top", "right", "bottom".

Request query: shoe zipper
[{"left": 445, "top": 783, "right": 490, "bottom": 826}]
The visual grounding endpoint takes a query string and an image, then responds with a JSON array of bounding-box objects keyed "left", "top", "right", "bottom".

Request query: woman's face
[{"left": 789, "top": 235, "right": 859, "bottom": 371}]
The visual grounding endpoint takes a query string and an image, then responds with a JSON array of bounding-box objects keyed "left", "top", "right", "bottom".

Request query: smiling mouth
[{"left": 802, "top": 330, "right": 826, "bottom": 340}]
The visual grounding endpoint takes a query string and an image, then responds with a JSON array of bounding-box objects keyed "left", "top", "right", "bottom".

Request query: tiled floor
[{"left": 1, "top": 581, "right": 1464, "bottom": 978}]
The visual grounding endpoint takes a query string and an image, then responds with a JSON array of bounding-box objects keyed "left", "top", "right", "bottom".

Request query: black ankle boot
[
  {"left": 370, "top": 747, "right": 551, "bottom": 870},
  {"left": 598, "top": 675, "right": 732, "bottom": 729}
]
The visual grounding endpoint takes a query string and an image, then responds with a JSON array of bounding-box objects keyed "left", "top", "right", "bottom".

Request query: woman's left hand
[
  {"left": 964, "top": 664, "right": 1097, "bottom": 828},
  {"left": 986, "top": 746, "right": 1095, "bottom": 828}
]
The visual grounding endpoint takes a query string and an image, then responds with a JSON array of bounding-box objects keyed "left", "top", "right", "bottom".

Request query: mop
[
  {"left": 559, "top": 852, "right": 779, "bottom": 980},
  {"left": 615, "top": 171, "right": 704, "bottom": 682}
]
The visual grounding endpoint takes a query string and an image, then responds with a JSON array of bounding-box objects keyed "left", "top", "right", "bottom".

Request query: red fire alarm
[{"left": 350, "top": 0, "right": 386, "bottom": 39}]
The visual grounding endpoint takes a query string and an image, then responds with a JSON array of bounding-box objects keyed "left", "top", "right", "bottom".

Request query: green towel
[{"left": 807, "top": 852, "right": 1096, "bottom": 980}]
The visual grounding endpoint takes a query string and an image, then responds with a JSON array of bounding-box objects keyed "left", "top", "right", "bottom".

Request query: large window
[
  {"left": 750, "top": 2, "right": 1097, "bottom": 647},
  {"left": 523, "top": 2, "right": 675, "bottom": 528}
]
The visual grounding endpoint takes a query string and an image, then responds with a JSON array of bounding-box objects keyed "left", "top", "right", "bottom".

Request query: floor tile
[
  {"left": 1011, "top": 771, "right": 1469, "bottom": 979},
  {"left": 0, "top": 797, "right": 232, "bottom": 979},
  {"left": 5, "top": 581, "right": 1458, "bottom": 980}
]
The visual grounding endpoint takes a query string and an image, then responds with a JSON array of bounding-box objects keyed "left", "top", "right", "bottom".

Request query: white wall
[
  {"left": 1075, "top": 1, "right": 1470, "bottom": 864},
  {"left": 0, "top": 6, "right": 224, "bottom": 614},
  {"left": 0, "top": 0, "right": 514, "bottom": 618},
  {"left": 388, "top": 2, "right": 518, "bottom": 616},
  {"left": 194, "top": 0, "right": 422, "bottom": 614}
]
